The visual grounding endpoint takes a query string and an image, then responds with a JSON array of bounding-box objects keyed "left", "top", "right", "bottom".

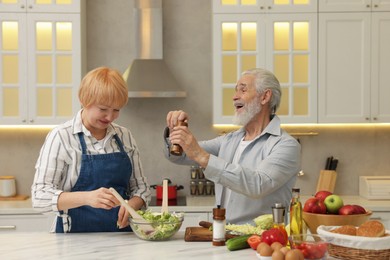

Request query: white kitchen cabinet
[
  {"left": 319, "top": 0, "right": 390, "bottom": 12},
  {"left": 213, "top": 0, "right": 317, "bottom": 14},
  {"left": 370, "top": 211, "right": 390, "bottom": 229},
  {"left": 318, "top": 10, "right": 390, "bottom": 123},
  {"left": 0, "top": 214, "right": 53, "bottom": 232},
  {"left": 181, "top": 212, "right": 211, "bottom": 231},
  {"left": 213, "top": 5, "right": 317, "bottom": 124},
  {"left": 0, "top": 0, "right": 82, "bottom": 125}
]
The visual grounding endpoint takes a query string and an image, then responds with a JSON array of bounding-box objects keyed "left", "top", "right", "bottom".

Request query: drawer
[{"left": 0, "top": 214, "right": 53, "bottom": 232}]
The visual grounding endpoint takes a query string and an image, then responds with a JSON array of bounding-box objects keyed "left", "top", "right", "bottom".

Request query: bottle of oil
[
  {"left": 289, "top": 188, "right": 303, "bottom": 236},
  {"left": 272, "top": 203, "right": 288, "bottom": 244}
]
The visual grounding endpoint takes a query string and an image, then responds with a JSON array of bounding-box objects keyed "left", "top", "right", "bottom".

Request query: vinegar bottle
[
  {"left": 289, "top": 188, "right": 303, "bottom": 236},
  {"left": 272, "top": 203, "right": 288, "bottom": 244}
]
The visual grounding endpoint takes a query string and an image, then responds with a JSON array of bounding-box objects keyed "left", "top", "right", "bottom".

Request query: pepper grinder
[
  {"left": 170, "top": 121, "right": 188, "bottom": 156},
  {"left": 212, "top": 205, "right": 226, "bottom": 246}
]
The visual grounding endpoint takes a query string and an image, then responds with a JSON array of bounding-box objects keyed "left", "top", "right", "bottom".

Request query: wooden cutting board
[
  {"left": 0, "top": 195, "right": 29, "bottom": 201},
  {"left": 316, "top": 170, "right": 337, "bottom": 193},
  {"left": 184, "top": 227, "right": 239, "bottom": 242}
]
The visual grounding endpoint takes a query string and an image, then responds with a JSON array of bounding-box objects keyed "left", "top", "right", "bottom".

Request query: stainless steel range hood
[{"left": 123, "top": 0, "right": 186, "bottom": 98}]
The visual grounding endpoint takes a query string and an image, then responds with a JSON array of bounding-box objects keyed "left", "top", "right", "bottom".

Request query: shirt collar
[
  {"left": 72, "top": 109, "right": 116, "bottom": 138},
  {"left": 235, "top": 114, "right": 282, "bottom": 138}
]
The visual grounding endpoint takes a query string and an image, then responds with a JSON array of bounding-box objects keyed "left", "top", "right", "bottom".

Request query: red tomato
[
  {"left": 260, "top": 228, "right": 287, "bottom": 246},
  {"left": 247, "top": 234, "right": 262, "bottom": 250},
  {"left": 299, "top": 242, "right": 327, "bottom": 259}
]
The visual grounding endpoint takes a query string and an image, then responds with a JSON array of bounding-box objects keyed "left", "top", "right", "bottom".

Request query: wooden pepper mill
[{"left": 170, "top": 121, "right": 188, "bottom": 156}]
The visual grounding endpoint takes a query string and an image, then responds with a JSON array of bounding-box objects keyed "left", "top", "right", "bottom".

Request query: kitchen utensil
[
  {"left": 316, "top": 170, "right": 337, "bottom": 193},
  {"left": 109, "top": 187, "right": 155, "bottom": 234},
  {"left": 150, "top": 179, "right": 184, "bottom": 200},
  {"left": 161, "top": 179, "right": 168, "bottom": 214}
]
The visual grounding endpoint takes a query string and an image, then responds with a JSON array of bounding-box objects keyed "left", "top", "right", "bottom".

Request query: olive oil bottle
[{"left": 289, "top": 188, "right": 303, "bottom": 236}]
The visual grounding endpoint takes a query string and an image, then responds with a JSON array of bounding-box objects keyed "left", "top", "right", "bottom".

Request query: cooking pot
[{"left": 150, "top": 179, "right": 184, "bottom": 200}]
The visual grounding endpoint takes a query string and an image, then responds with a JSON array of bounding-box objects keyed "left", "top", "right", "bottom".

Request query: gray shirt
[{"left": 165, "top": 115, "right": 301, "bottom": 224}]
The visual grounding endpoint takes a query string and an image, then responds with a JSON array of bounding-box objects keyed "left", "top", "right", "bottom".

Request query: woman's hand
[{"left": 87, "top": 187, "right": 118, "bottom": 209}]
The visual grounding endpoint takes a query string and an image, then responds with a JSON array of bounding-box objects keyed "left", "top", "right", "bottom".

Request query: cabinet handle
[
  {"left": 28, "top": 5, "right": 33, "bottom": 9},
  {"left": 370, "top": 217, "right": 382, "bottom": 220},
  {"left": 0, "top": 225, "right": 16, "bottom": 230},
  {"left": 365, "top": 117, "right": 370, "bottom": 121},
  {"left": 29, "top": 119, "right": 34, "bottom": 123},
  {"left": 374, "top": 4, "right": 378, "bottom": 8},
  {"left": 268, "top": 6, "right": 272, "bottom": 10},
  {"left": 260, "top": 6, "right": 264, "bottom": 9},
  {"left": 373, "top": 117, "right": 378, "bottom": 121},
  {"left": 366, "top": 4, "right": 370, "bottom": 8},
  {"left": 20, "top": 4, "right": 25, "bottom": 9}
]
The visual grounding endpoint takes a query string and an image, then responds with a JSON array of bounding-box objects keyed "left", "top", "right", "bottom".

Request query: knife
[
  {"left": 330, "top": 159, "right": 338, "bottom": 171},
  {"left": 325, "top": 156, "right": 333, "bottom": 170}
]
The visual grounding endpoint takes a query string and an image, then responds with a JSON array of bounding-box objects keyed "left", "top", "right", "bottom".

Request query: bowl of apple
[{"left": 302, "top": 191, "right": 372, "bottom": 234}]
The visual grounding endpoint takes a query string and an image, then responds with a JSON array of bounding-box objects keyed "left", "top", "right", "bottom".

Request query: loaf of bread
[
  {"left": 331, "top": 225, "right": 357, "bottom": 236},
  {"left": 356, "top": 220, "right": 386, "bottom": 237}
]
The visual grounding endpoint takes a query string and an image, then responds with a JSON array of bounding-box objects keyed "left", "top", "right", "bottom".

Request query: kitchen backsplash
[{"left": 1, "top": 0, "right": 390, "bottom": 198}]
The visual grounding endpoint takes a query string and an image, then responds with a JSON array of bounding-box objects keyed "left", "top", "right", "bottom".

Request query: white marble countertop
[{"left": 0, "top": 231, "right": 259, "bottom": 260}]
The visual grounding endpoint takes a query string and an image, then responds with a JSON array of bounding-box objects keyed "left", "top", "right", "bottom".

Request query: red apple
[
  {"left": 352, "top": 205, "right": 366, "bottom": 214},
  {"left": 314, "top": 190, "right": 333, "bottom": 202},
  {"left": 303, "top": 197, "right": 327, "bottom": 214},
  {"left": 338, "top": 205, "right": 355, "bottom": 215}
]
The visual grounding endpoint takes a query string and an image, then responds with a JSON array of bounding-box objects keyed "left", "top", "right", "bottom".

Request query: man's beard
[{"left": 232, "top": 96, "right": 262, "bottom": 126}]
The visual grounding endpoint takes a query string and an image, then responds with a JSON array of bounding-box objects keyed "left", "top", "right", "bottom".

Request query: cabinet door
[
  {"left": 0, "top": 13, "right": 28, "bottom": 124},
  {"left": 268, "top": 13, "right": 317, "bottom": 123},
  {"left": 319, "top": 0, "right": 372, "bottom": 12},
  {"left": 213, "top": 13, "right": 317, "bottom": 124},
  {"left": 213, "top": 0, "right": 317, "bottom": 14},
  {"left": 26, "top": 0, "right": 80, "bottom": 13},
  {"left": 370, "top": 12, "right": 390, "bottom": 122},
  {"left": 318, "top": 13, "right": 371, "bottom": 123},
  {"left": 27, "top": 13, "right": 81, "bottom": 124},
  {"left": 0, "top": 214, "right": 53, "bottom": 232},
  {"left": 213, "top": 14, "right": 265, "bottom": 125},
  {"left": 181, "top": 212, "right": 210, "bottom": 231}
]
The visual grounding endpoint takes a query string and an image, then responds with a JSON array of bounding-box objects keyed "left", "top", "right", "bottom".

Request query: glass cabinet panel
[
  {"left": 56, "top": 22, "right": 72, "bottom": 50},
  {"left": 3, "top": 88, "right": 19, "bottom": 116},
  {"left": 37, "top": 88, "right": 53, "bottom": 116},
  {"left": 36, "top": 22, "right": 52, "bottom": 50},
  {"left": 56, "top": 55, "right": 72, "bottom": 84},
  {"left": 57, "top": 87, "right": 72, "bottom": 116},
  {"left": 241, "top": 22, "right": 256, "bottom": 51},
  {"left": 2, "top": 21, "right": 18, "bottom": 50},
  {"left": 222, "top": 23, "right": 237, "bottom": 51},
  {"left": 3, "top": 55, "right": 18, "bottom": 84},
  {"left": 222, "top": 88, "right": 235, "bottom": 116},
  {"left": 222, "top": 55, "right": 237, "bottom": 84}
]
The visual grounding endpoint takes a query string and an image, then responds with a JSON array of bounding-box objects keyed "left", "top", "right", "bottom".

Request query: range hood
[{"left": 123, "top": 0, "right": 186, "bottom": 98}]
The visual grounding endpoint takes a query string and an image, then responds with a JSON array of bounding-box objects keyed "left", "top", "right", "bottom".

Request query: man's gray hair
[{"left": 241, "top": 68, "right": 281, "bottom": 114}]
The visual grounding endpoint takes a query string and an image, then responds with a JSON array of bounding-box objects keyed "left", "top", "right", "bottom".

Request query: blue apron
[{"left": 56, "top": 132, "right": 132, "bottom": 233}]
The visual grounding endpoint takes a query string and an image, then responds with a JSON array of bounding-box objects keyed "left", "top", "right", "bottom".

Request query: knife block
[{"left": 316, "top": 170, "right": 337, "bottom": 193}]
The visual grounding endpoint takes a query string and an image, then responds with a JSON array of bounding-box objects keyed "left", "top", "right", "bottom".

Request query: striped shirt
[{"left": 31, "top": 110, "right": 151, "bottom": 231}]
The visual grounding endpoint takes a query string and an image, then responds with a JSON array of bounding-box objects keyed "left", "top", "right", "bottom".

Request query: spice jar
[
  {"left": 170, "top": 121, "right": 188, "bottom": 156},
  {"left": 212, "top": 205, "right": 226, "bottom": 246}
]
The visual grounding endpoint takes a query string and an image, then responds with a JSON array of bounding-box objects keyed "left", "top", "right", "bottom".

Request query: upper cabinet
[
  {"left": 318, "top": 1, "right": 390, "bottom": 123},
  {"left": 213, "top": 0, "right": 317, "bottom": 13},
  {"left": 319, "top": 0, "right": 390, "bottom": 12},
  {"left": 213, "top": 0, "right": 318, "bottom": 125},
  {"left": 0, "top": 0, "right": 83, "bottom": 125}
]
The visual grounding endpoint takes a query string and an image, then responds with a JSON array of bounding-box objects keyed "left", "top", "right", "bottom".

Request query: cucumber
[{"left": 225, "top": 234, "right": 251, "bottom": 251}]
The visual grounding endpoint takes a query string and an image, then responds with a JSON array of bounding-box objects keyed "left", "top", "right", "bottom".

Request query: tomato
[
  {"left": 247, "top": 234, "right": 262, "bottom": 250},
  {"left": 298, "top": 242, "right": 327, "bottom": 259},
  {"left": 260, "top": 228, "right": 287, "bottom": 246}
]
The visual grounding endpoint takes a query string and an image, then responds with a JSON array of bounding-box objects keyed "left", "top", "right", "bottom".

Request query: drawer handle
[{"left": 0, "top": 225, "right": 16, "bottom": 230}]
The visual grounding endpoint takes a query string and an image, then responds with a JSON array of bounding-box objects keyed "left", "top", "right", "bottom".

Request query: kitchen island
[{"left": 0, "top": 231, "right": 259, "bottom": 260}]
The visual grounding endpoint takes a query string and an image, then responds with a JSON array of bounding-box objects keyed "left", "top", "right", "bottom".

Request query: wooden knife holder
[{"left": 316, "top": 170, "right": 337, "bottom": 193}]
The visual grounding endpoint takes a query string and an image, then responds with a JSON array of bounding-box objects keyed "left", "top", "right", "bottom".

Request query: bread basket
[{"left": 317, "top": 225, "right": 390, "bottom": 260}]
